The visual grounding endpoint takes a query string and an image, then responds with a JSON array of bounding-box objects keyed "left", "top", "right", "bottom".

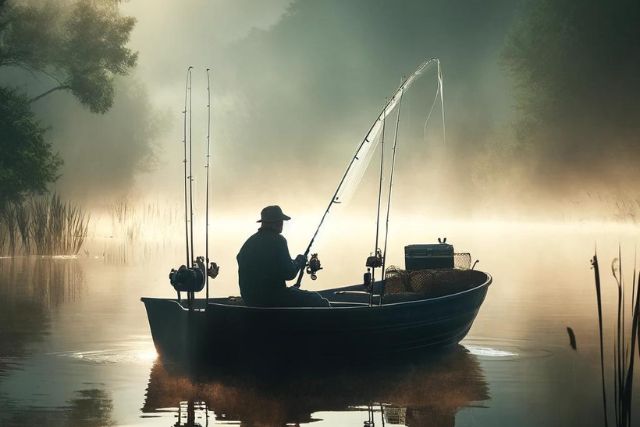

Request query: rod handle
[{"left": 293, "top": 266, "right": 304, "bottom": 288}]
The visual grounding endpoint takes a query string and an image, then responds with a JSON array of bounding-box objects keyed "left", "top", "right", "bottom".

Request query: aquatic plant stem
[{"left": 592, "top": 254, "right": 609, "bottom": 427}]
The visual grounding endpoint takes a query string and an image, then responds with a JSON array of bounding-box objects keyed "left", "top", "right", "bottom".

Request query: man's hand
[
  {"left": 294, "top": 254, "right": 308, "bottom": 269},
  {"left": 207, "top": 262, "right": 220, "bottom": 279}
]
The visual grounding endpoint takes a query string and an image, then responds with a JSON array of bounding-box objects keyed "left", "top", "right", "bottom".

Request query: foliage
[
  {"left": 0, "top": 0, "right": 138, "bottom": 113},
  {"left": 0, "top": 87, "right": 61, "bottom": 206},
  {"left": 503, "top": 0, "right": 640, "bottom": 163},
  {"left": 0, "top": 0, "right": 138, "bottom": 205}
]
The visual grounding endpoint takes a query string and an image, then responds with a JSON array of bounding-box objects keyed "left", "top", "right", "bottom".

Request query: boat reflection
[{"left": 142, "top": 345, "right": 488, "bottom": 426}]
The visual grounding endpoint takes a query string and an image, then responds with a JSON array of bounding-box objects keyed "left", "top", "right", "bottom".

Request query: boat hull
[{"left": 142, "top": 273, "right": 491, "bottom": 364}]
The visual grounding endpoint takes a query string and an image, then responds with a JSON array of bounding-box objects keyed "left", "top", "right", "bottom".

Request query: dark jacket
[{"left": 236, "top": 228, "right": 300, "bottom": 306}]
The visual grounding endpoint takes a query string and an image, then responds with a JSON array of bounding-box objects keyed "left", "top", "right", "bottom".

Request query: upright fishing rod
[
  {"left": 371, "top": 109, "right": 386, "bottom": 287},
  {"left": 168, "top": 67, "right": 218, "bottom": 308},
  {"left": 188, "top": 67, "right": 195, "bottom": 271},
  {"left": 381, "top": 88, "right": 405, "bottom": 295},
  {"left": 205, "top": 67, "right": 211, "bottom": 301},
  {"left": 182, "top": 67, "right": 193, "bottom": 269},
  {"left": 380, "top": 63, "right": 444, "bottom": 302},
  {"left": 294, "top": 58, "right": 441, "bottom": 288}
]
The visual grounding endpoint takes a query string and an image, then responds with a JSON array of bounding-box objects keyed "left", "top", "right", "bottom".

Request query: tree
[
  {"left": 0, "top": 0, "right": 138, "bottom": 113},
  {"left": 0, "top": 0, "right": 138, "bottom": 205},
  {"left": 502, "top": 0, "right": 640, "bottom": 182},
  {"left": 0, "top": 87, "right": 61, "bottom": 206}
]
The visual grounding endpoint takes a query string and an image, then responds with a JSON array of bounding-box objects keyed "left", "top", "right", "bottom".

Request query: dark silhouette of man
[{"left": 237, "top": 205, "right": 330, "bottom": 307}]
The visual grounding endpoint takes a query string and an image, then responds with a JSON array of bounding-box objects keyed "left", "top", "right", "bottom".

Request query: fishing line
[
  {"left": 423, "top": 62, "right": 445, "bottom": 144},
  {"left": 423, "top": 81, "right": 440, "bottom": 142},
  {"left": 438, "top": 61, "right": 446, "bottom": 145}
]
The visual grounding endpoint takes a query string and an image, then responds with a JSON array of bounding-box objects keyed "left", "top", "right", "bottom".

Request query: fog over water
[
  {"left": 122, "top": 0, "right": 520, "bottom": 218},
  {"left": 2, "top": 0, "right": 637, "bottom": 223}
]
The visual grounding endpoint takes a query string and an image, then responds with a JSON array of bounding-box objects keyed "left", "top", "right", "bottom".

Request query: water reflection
[
  {"left": 0, "top": 257, "right": 84, "bottom": 374},
  {"left": 142, "top": 345, "right": 488, "bottom": 426},
  {"left": 0, "top": 387, "right": 115, "bottom": 427}
]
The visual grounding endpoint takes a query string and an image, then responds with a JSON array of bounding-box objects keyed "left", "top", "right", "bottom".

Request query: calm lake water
[{"left": 1, "top": 220, "right": 639, "bottom": 426}]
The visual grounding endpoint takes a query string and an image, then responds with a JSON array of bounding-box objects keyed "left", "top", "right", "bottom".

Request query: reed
[
  {"left": 0, "top": 195, "right": 89, "bottom": 256},
  {"left": 1, "top": 204, "right": 18, "bottom": 255},
  {"left": 592, "top": 253, "right": 640, "bottom": 427}
]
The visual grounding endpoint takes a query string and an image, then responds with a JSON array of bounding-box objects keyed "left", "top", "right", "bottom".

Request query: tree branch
[{"left": 29, "top": 84, "right": 70, "bottom": 103}]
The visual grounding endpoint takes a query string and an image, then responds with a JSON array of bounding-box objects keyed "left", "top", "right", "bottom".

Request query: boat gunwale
[{"left": 141, "top": 272, "right": 492, "bottom": 312}]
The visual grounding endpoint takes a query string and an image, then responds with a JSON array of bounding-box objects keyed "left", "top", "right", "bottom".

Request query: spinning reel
[
  {"left": 366, "top": 248, "right": 383, "bottom": 269},
  {"left": 363, "top": 249, "right": 383, "bottom": 293},
  {"left": 169, "top": 256, "right": 219, "bottom": 293},
  {"left": 305, "top": 253, "right": 322, "bottom": 280}
]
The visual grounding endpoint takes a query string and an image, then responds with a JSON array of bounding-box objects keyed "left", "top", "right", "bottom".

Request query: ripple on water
[
  {"left": 464, "top": 337, "right": 553, "bottom": 361},
  {"left": 50, "top": 347, "right": 157, "bottom": 365}
]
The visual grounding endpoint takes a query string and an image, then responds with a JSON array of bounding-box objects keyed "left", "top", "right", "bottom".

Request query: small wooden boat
[
  {"left": 141, "top": 269, "right": 491, "bottom": 364},
  {"left": 143, "top": 61, "right": 491, "bottom": 365}
]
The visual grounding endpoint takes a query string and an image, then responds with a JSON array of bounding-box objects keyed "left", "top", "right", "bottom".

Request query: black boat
[{"left": 142, "top": 269, "right": 491, "bottom": 363}]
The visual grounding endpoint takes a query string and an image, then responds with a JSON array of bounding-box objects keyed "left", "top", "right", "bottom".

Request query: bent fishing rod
[{"left": 294, "top": 58, "right": 442, "bottom": 288}]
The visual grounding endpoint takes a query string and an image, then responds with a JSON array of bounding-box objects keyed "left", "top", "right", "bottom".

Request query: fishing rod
[
  {"left": 379, "top": 64, "right": 443, "bottom": 302},
  {"left": 380, "top": 87, "right": 405, "bottom": 303},
  {"left": 188, "top": 66, "right": 195, "bottom": 274},
  {"left": 179, "top": 67, "right": 193, "bottom": 302},
  {"left": 370, "top": 106, "right": 386, "bottom": 289},
  {"left": 183, "top": 67, "right": 192, "bottom": 268},
  {"left": 168, "top": 67, "right": 217, "bottom": 308},
  {"left": 205, "top": 67, "right": 211, "bottom": 302},
  {"left": 294, "top": 58, "right": 441, "bottom": 288}
]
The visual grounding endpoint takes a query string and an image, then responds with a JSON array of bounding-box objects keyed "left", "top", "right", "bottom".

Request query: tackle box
[{"left": 404, "top": 242, "right": 454, "bottom": 270}]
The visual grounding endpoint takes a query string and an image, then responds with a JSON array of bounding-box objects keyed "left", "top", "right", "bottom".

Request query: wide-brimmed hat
[{"left": 257, "top": 205, "right": 291, "bottom": 223}]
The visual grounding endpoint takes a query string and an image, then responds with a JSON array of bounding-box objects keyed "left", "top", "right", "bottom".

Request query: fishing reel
[
  {"left": 363, "top": 249, "right": 383, "bottom": 293},
  {"left": 169, "top": 256, "right": 219, "bottom": 293},
  {"left": 305, "top": 253, "right": 322, "bottom": 280},
  {"left": 366, "top": 248, "right": 383, "bottom": 269}
]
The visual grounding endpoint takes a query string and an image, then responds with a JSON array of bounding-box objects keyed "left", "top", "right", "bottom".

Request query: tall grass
[
  {"left": 100, "top": 198, "right": 181, "bottom": 264},
  {"left": 592, "top": 253, "right": 640, "bottom": 427},
  {"left": 0, "top": 194, "right": 90, "bottom": 256}
]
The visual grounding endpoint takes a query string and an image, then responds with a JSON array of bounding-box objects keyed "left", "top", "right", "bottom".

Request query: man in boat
[{"left": 237, "top": 205, "right": 330, "bottom": 307}]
